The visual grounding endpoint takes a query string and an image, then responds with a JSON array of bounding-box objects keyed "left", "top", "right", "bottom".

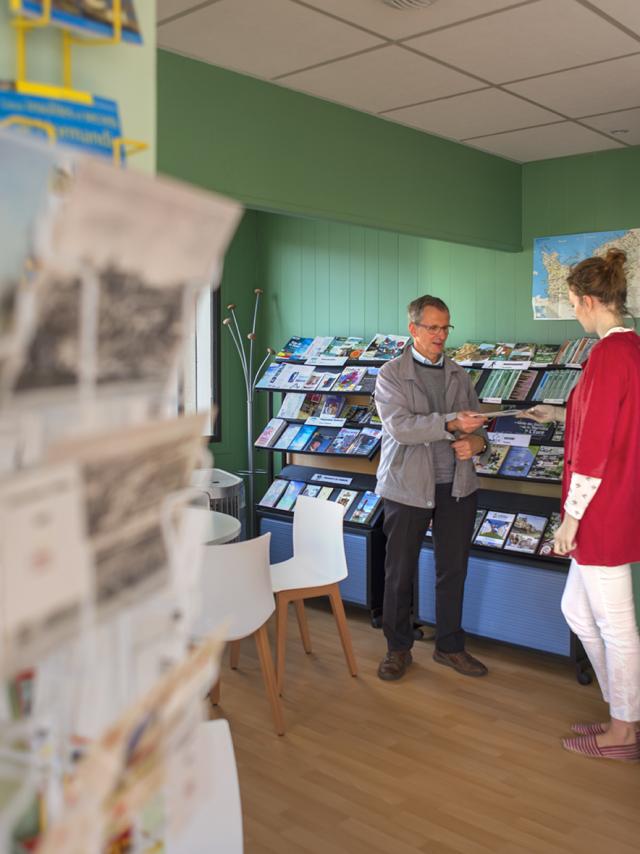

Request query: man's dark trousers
[{"left": 382, "top": 483, "right": 477, "bottom": 653}]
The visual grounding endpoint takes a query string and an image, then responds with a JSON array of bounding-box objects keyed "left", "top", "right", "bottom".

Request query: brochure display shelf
[
  {"left": 256, "top": 465, "right": 385, "bottom": 615},
  {"left": 256, "top": 357, "right": 383, "bottom": 490},
  {"left": 415, "top": 487, "right": 591, "bottom": 684},
  {"left": 464, "top": 360, "right": 579, "bottom": 487}
]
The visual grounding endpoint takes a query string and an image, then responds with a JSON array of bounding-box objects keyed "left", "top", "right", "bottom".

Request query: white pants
[{"left": 561, "top": 560, "right": 640, "bottom": 722}]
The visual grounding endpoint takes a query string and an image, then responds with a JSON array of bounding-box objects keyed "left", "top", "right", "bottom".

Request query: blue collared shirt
[{"left": 411, "top": 346, "right": 444, "bottom": 367}]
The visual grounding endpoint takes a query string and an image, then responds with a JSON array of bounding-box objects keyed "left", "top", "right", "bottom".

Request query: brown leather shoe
[
  {"left": 377, "top": 650, "right": 413, "bottom": 681},
  {"left": 432, "top": 649, "right": 488, "bottom": 677}
]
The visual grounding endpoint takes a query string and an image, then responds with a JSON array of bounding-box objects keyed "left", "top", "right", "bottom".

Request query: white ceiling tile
[
  {"left": 158, "top": 0, "right": 205, "bottom": 23},
  {"left": 581, "top": 107, "right": 640, "bottom": 145},
  {"left": 405, "top": 0, "right": 640, "bottom": 83},
  {"left": 465, "top": 122, "right": 624, "bottom": 162},
  {"left": 506, "top": 52, "right": 640, "bottom": 117},
  {"left": 384, "top": 88, "right": 559, "bottom": 139},
  {"left": 277, "top": 45, "right": 482, "bottom": 113},
  {"left": 587, "top": 0, "right": 640, "bottom": 37},
  {"left": 157, "top": 0, "right": 384, "bottom": 79},
  {"left": 298, "top": 0, "right": 521, "bottom": 40}
]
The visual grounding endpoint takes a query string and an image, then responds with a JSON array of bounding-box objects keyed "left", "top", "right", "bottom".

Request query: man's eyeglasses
[{"left": 414, "top": 323, "right": 455, "bottom": 335}]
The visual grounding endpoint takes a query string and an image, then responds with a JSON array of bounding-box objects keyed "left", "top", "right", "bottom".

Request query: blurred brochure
[
  {"left": 0, "top": 82, "right": 123, "bottom": 160},
  {"left": 48, "top": 154, "right": 242, "bottom": 286},
  {"left": 46, "top": 413, "right": 206, "bottom": 619},
  {"left": 37, "top": 632, "right": 225, "bottom": 854},
  {"left": 0, "top": 462, "right": 92, "bottom": 677},
  {"left": 0, "top": 133, "right": 242, "bottom": 403}
]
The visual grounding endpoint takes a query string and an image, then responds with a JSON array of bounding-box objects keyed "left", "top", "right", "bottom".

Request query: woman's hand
[
  {"left": 554, "top": 515, "right": 579, "bottom": 556},
  {"left": 516, "top": 404, "right": 561, "bottom": 424}
]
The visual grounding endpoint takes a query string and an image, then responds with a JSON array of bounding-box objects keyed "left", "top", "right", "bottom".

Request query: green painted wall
[
  {"left": 0, "top": 4, "right": 156, "bottom": 173},
  {"left": 212, "top": 210, "right": 264, "bottom": 477},
  {"left": 157, "top": 50, "right": 521, "bottom": 252},
  {"left": 256, "top": 211, "right": 575, "bottom": 350}
]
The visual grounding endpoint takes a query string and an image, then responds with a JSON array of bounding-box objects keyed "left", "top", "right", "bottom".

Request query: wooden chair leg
[
  {"left": 275, "top": 592, "right": 288, "bottom": 696},
  {"left": 254, "top": 623, "right": 285, "bottom": 736},
  {"left": 328, "top": 584, "right": 358, "bottom": 677},
  {"left": 209, "top": 678, "right": 221, "bottom": 706},
  {"left": 294, "top": 599, "right": 312, "bottom": 654},
  {"left": 229, "top": 640, "right": 241, "bottom": 670}
]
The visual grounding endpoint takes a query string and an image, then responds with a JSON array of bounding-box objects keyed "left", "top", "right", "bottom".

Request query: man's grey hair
[{"left": 407, "top": 295, "right": 450, "bottom": 325}]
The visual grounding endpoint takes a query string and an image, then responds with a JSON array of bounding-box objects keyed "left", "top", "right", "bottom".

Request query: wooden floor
[{"left": 209, "top": 603, "right": 639, "bottom": 854}]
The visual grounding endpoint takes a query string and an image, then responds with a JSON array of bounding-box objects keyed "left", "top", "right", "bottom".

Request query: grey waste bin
[{"left": 190, "top": 468, "right": 246, "bottom": 539}]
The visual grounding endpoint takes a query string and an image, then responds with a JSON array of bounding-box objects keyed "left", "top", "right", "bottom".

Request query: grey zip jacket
[{"left": 375, "top": 347, "right": 490, "bottom": 509}]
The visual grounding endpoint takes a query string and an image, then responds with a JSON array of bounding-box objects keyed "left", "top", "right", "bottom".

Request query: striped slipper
[
  {"left": 570, "top": 722, "right": 606, "bottom": 735},
  {"left": 570, "top": 722, "right": 640, "bottom": 737},
  {"left": 562, "top": 734, "right": 640, "bottom": 763}
]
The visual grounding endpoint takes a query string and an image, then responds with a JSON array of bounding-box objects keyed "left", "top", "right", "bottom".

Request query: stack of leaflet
[
  {"left": 258, "top": 479, "right": 382, "bottom": 525},
  {"left": 533, "top": 370, "right": 580, "bottom": 403},
  {"left": 475, "top": 443, "right": 563, "bottom": 481},
  {"left": 471, "top": 510, "right": 559, "bottom": 556},
  {"left": 274, "top": 333, "right": 408, "bottom": 363},
  {"left": 257, "top": 363, "right": 380, "bottom": 394},
  {"left": 554, "top": 337, "right": 597, "bottom": 366},
  {"left": 254, "top": 421, "right": 382, "bottom": 458},
  {"left": 426, "top": 508, "right": 563, "bottom": 557}
]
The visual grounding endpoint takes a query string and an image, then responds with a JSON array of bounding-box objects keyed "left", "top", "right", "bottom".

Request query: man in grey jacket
[{"left": 375, "top": 295, "right": 490, "bottom": 681}]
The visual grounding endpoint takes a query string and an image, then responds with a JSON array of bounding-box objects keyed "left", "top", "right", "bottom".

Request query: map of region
[{"left": 532, "top": 229, "right": 640, "bottom": 319}]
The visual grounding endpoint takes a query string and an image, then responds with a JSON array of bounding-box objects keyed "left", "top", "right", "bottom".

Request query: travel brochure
[
  {"left": 473, "top": 511, "right": 516, "bottom": 548},
  {"left": 532, "top": 370, "right": 580, "bottom": 403},
  {"left": 450, "top": 338, "right": 597, "bottom": 367},
  {"left": 538, "top": 512, "right": 562, "bottom": 556},
  {"left": 478, "top": 368, "right": 539, "bottom": 402},
  {"left": 255, "top": 421, "right": 382, "bottom": 457},
  {"left": 486, "top": 413, "right": 555, "bottom": 444},
  {"left": 474, "top": 442, "right": 563, "bottom": 481},
  {"left": 257, "top": 362, "right": 379, "bottom": 394},
  {"left": 258, "top": 480, "right": 382, "bottom": 525},
  {"left": 504, "top": 513, "right": 548, "bottom": 554},
  {"left": 273, "top": 394, "right": 380, "bottom": 427},
  {"left": 274, "top": 333, "right": 409, "bottom": 363}
]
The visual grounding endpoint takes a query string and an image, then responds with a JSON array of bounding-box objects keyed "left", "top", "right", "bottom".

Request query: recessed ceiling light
[
  {"left": 609, "top": 129, "right": 629, "bottom": 135},
  {"left": 383, "top": 0, "right": 438, "bottom": 9}
]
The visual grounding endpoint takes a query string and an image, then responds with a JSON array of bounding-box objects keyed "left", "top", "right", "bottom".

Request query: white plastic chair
[
  {"left": 194, "top": 533, "right": 284, "bottom": 735},
  {"left": 165, "top": 720, "right": 243, "bottom": 854},
  {"left": 270, "top": 495, "right": 358, "bottom": 695}
]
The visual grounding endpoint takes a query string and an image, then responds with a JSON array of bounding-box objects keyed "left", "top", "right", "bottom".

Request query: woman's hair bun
[{"left": 604, "top": 247, "right": 627, "bottom": 269}]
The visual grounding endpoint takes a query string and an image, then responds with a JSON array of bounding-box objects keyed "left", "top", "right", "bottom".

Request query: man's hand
[
  {"left": 451, "top": 434, "right": 485, "bottom": 461},
  {"left": 448, "top": 411, "right": 487, "bottom": 434},
  {"left": 554, "top": 514, "right": 579, "bottom": 555}
]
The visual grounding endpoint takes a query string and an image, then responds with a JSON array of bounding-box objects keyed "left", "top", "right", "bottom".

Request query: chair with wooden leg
[
  {"left": 194, "top": 532, "right": 285, "bottom": 736},
  {"left": 270, "top": 495, "right": 358, "bottom": 695}
]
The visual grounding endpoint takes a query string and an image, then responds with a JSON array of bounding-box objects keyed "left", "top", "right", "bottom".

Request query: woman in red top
[{"left": 524, "top": 248, "right": 640, "bottom": 763}]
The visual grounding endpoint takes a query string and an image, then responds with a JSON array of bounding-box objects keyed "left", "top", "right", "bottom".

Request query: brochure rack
[
  {"left": 6, "top": 0, "right": 148, "bottom": 163},
  {"left": 257, "top": 337, "right": 591, "bottom": 682},
  {"left": 420, "top": 341, "right": 593, "bottom": 682},
  {"left": 255, "top": 342, "right": 390, "bottom": 619},
  {"left": 416, "top": 487, "right": 590, "bottom": 684}
]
